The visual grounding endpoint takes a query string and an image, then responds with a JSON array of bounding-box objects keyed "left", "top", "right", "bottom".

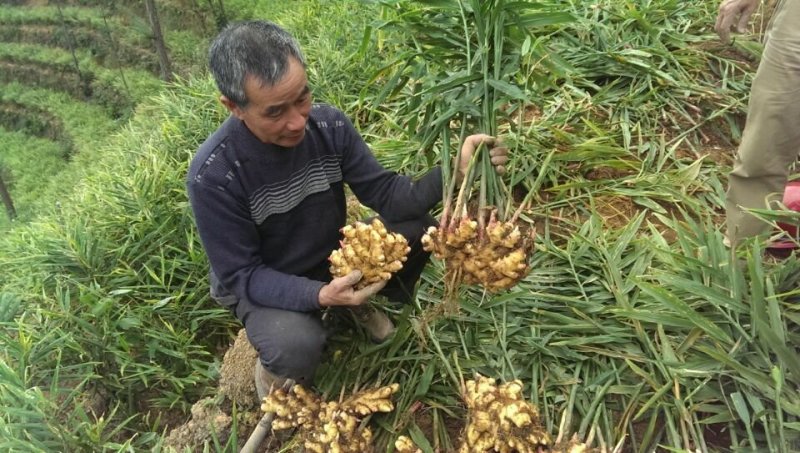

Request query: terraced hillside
[{"left": 0, "top": 1, "right": 213, "bottom": 229}]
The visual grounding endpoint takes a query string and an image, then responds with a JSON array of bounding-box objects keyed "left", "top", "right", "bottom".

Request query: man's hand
[
  {"left": 715, "top": 0, "right": 760, "bottom": 44},
  {"left": 318, "top": 270, "right": 387, "bottom": 307},
  {"left": 458, "top": 134, "right": 509, "bottom": 180}
]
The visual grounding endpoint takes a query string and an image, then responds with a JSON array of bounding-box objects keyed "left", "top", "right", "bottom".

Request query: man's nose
[{"left": 287, "top": 108, "right": 307, "bottom": 132}]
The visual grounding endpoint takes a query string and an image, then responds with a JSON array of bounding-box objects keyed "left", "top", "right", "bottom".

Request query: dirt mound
[
  {"left": 162, "top": 397, "right": 233, "bottom": 450},
  {"left": 162, "top": 328, "right": 267, "bottom": 452},
  {"left": 219, "top": 328, "right": 260, "bottom": 409}
]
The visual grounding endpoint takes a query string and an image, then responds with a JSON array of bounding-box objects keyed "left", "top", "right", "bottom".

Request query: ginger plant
[
  {"left": 411, "top": 0, "right": 543, "bottom": 301},
  {"left": 422, "top": 133, "right": 535, "bottom": 298}
]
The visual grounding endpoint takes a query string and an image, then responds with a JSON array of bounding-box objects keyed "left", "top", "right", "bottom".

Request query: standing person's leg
[{"left": 725, "top": 0, "right": 800, "bottom": 244}]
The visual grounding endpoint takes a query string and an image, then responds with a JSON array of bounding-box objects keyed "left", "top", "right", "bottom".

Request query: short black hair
[{"left": 208, "top": 20, "right": 306, "bottom": 107}]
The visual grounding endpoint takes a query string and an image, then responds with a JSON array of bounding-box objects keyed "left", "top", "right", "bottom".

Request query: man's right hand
[
  {"left": 457, "top": 134, "right": 509, "bottom": 181},
  {"left": 318, "top": 270, "right": 387, "bottom": 307},
  {"left": 715, "top": 0, "right": 760, "bottom": 44}
]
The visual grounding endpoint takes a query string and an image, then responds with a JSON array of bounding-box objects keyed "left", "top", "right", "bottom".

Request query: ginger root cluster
[
  {"left": 422, "top": 215, "right": 533, "bottom": 292},
  {"left": 461, "top": 374, "right": 550, "bottom": 453},
  {"left": 396, "top": 374, "right": 592, "bottom": 453},
  {"left": 329, "top": 218, "right": 410, "bottom": 289},
  {"left": 261, "top": 383, "right": 400, "bottom": 453},
  {"left": 395, "top": 435, "right": 422, "bottom": 453}
]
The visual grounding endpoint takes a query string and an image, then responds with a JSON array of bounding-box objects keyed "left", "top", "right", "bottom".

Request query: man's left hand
[
  {"left": 715, "top": 0, "right": 759, "bottom": 44},
  {"left": 458, "top": 134, "right": 509, "bottom": 180}
]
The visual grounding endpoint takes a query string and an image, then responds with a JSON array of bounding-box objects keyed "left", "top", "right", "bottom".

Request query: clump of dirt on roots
[
  {"left": 162, "top": 329, "right": 265, "bottom": 452},
  {"left": 162, "top": 398, "right": 233, "bottom": 450}
]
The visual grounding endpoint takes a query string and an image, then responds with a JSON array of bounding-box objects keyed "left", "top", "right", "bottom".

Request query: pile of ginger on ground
[
  {"left": 397, "top": 374, "right": 589, "bottom": 453},
  {"left": 261, "top": 382, "right": 400, "bottom": 452},
  {"left": 261, "top": 374, "right": 591, "bottom": 453}
]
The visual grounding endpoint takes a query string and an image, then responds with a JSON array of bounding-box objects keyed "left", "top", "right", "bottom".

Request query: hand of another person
[
  {"left": 458, "top": 134, "right": 509, "bottom": 180},
  {"left": 318, "top": 270, "right": 387, "bottom": 307},
  {"left": 715, "top": 0, "right": 760, "bottom": 44}
]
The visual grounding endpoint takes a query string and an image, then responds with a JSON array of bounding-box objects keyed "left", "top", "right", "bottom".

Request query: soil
[
  {"left": 162, "top": 397, "right": 233, "bottom": 450},
  {"left": 411, "top": 403, "right": 465, "bottom": 451},
  {"left": 218, "top": 328, "right": 260, "bottom": 409},
  {"left": 161, "top": 328, "right": 269, "bottom": 452}
]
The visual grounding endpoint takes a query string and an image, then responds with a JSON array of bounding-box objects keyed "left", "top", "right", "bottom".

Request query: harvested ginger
[
  {"left": 422, "top": 214, "right": 532, "bottom": 293},
  {"left": 261, "top": 383, "right": 400, "bottom": 453},
  {"left": 329, "top": 218, "right": 410, "bottom": 289}
]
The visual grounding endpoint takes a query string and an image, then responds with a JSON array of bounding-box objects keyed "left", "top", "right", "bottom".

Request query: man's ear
[{"left": 220, "top": 95, "right": 244, "bottom": 119}]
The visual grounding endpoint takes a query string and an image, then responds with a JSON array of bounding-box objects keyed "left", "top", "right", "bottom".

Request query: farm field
[{"left": 0, "top": 0, "right": 798, "bottom": 452}]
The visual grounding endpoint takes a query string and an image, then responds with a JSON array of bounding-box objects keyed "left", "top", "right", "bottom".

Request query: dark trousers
[{"left": 211, "top": 214, "right": 435, "bottom": 386}]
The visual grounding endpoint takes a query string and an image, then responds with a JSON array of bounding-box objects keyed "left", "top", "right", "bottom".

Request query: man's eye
[{"left": 266, "top": 109, "right": 283, "bottom": 118}]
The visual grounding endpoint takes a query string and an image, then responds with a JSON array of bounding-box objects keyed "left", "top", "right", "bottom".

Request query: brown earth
[{"left": 161, "top": 328, "right": 272, "bottom": 452}]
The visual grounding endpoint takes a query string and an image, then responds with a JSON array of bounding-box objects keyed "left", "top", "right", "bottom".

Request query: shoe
[
  {"left": 352, "top": 304, "right": 396, "bottom": 343},
  {"left": 254, "top": 358, "right": 288, "bottom": 400}
]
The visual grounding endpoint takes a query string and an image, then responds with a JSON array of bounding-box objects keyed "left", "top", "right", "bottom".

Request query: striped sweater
[{"left": 187, "top": 104, "right": 442, "bottom": 312}]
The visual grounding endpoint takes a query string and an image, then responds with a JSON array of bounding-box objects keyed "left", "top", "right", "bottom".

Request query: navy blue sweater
[{"left": 187, "top": 104, "right": 442, "bottom": 312}]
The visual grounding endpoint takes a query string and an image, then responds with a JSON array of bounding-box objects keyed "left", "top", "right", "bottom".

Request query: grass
[
  {"left": 0, "top": 1, "right": 251, "bottom": 233},
  {"left": 1, "top": 0, "right": 798, "bottom": 451},
  {"left": 0, "top": 128, "right": 66, "bottom": 224},
  {"left": 0, "top": 81, "right": 121, "bottom": 231},
  {"left": 0, "top": 77, "right": 236, "bottom": 451},
  {"left": 0, "top": 41, "right": 162, "bottom": 117},
  {"left": 0, "top": 3, "right": 212, "bottom": 77}
]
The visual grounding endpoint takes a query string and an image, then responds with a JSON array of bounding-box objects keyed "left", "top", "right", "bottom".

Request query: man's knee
[
  {"left": 262, "top": 331, "right": 326, "bottom": 383},
  {"left": 244, "top": 309, "right": 327, "bottom": 386}
]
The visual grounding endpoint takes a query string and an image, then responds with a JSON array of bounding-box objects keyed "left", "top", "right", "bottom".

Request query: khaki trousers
[{"left": 725, "top": 0, "right": 800, "bottom": 243}]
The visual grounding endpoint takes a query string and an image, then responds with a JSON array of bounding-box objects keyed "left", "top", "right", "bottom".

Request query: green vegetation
[
  {"left": 0, "top": 42, "right": 161, "bottom": 117},
  {"left": 1, "top": 0, "right": 798, "bottom": 452},
  {"left": 0, "top": 3, "right": 210, "bottom": 76},
  {"left": 0, "top": 128, "right": 66, "bottom": 219},
  {"left": 0, "top": 82, "right": 120, "bottom": 224}
]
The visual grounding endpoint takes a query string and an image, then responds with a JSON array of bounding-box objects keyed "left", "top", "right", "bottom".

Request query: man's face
[{"left": 222, "top": 57, "right": 312, "bottom": 147}]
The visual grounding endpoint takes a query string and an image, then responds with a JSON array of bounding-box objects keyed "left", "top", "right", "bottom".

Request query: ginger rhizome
[
  {"left": 261, "top": 383, "right": 400, "bottom": 453},
  {"left": 422, "top": 210, "right": 532, "bottom": 293},
  {"left": 461, "top": 374, "right": 550, "bottom": 453},
  {"left": 423, "top": 136, "right": 534, "bottom": 296},
  {"left": 396, "top": 375, "right": 591, "bottom": 453},
  {"left": 395, "top": 435, "right": 422, "bottom": 453},
  {"left": 329, "top": 218, "right": 410, "bottom": 289}
]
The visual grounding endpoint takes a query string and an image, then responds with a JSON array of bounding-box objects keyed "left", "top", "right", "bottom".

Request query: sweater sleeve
[
  {"left": 333, "top": 111, "right": 443, "bottom": 220},
  {"left": 187, "top": 176, "right": 324, "bottom": 312}
]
